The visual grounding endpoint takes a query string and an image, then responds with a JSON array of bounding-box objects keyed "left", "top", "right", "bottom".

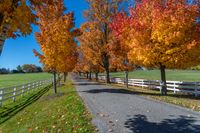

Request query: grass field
[
  {"left": 105, "top": 70, "right": 200, "bottom": 82},
  {"left": 0, "top": 73, "right": 52, "bottom": 88},
  {"left": 0, "top": 78, "right": 95, "bottom": 133}
]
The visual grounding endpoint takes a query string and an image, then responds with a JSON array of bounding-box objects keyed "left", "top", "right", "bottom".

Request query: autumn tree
[
  {"left": 108, "top": 36, "right": 134, "bottom": 88},
  {"left": 111, "top": 0, "right": 200, "bottom": 95},
  {"left": 82, "top": 0, "right": 127, "bottom": 83},
  {"left": 0, "top": 0, "right": 38, "bottom": 55},
  {"left": 77, "top": 22, "right": 104, "bottom": 80},
  {"left": 33, "top": 0, "right": 79, "bottom": 93}
]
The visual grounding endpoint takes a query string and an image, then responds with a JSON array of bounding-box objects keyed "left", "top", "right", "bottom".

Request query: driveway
[{"left": 72, "top": 75, "right": 200, "bottom": 133}]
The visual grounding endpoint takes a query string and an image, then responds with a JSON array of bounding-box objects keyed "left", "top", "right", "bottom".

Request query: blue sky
[{"left": 0, "top": 0, "right": 88, "bottom": 69}]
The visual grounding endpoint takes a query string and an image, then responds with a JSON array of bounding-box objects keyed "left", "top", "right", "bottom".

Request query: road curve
[{"left": 72, "top": 75, "right": 200, "bottom": 133}]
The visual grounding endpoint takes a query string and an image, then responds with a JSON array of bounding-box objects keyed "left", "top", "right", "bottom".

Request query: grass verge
[
  {"left": 107, "top": 83, "right": 200, "bottom": 112},
  {"left": 100, "top": 70, "right": 200, "bottom": 82},
  {"left": 0, "top": 78, "right": 95, "bottom": 133},
  {"left": 0, "top": 73, "right": 52, "bottom": 88}
]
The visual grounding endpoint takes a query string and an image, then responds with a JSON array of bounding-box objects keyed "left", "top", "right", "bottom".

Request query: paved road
[{"left": 72, "top": 75, "right": 200, "bottom": 133}]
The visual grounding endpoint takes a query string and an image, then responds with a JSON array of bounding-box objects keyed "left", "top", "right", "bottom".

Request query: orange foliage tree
[
  {"left": 80, "top": 0, "right": 127, "bottom": 83},
  {"left": 33, "top": 0, "right": 79, "bottom": 93},
  {"left": 111, "top": 0, "right": 200, "bottom": 95},
  {"left": 0, "top": 0, "right": 37, "bottom": 55},
  {"left": 77, "top": 22, "right": 104, "bottom": 79}
]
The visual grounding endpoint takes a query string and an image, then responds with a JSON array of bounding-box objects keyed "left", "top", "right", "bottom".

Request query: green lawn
[
  {"left": 0, "top": 78, "right": 95, "bottom": 133},
  {"left": 104, "top": 70, "right": 200, "bottom": 82},
  {"left": 0, "top": 73, "right": 52, "bottom": 88}
]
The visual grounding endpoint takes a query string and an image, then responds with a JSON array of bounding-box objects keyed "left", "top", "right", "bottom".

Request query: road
[{"left": 72, "top": 75, "right": 200, "bottom": 133}]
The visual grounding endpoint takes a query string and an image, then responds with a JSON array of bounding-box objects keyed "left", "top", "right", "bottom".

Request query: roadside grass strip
[{"left": 0, "top": 79, "right": 95, "bottom": 133}]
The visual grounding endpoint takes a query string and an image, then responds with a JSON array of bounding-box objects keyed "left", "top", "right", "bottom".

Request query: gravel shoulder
[{"left": 72, "top": 75, "right": 200, "bottom": 133}]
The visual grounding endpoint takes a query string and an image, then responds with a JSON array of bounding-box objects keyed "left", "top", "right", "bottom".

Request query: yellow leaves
[
  {"left": 115, "top": 0, "right": 200, "bottom": 69},
  {"left": 0, "top": 0, "right": 36, "bottom": 38},
  {"left": 34, "top": 0, "right": 78, "bottom": 73}
]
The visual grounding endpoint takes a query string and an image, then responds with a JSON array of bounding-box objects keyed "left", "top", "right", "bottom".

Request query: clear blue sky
[{"left": 0, "top": 0, "right": 88, "bottom": 70}]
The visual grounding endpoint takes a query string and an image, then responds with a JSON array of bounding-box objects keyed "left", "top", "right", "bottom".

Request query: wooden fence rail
[
  {"left": 90, "top": 74, "right": 200, "bottom": 97},
  {"left": 0, "top": 78, "right": 53, "bottom": 106}
]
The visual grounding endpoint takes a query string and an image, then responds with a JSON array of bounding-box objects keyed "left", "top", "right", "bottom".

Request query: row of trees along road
[
  {"left": 75, "top": 0, "right": 134, "bottom": 86},
  {"left": 75, "top": 0, "right": 200, "bottom": 95},
  {"left": 1, "top": 0, "right": 200, "bottom": 95},
  {"left": 0, "top": 0, "right": 79, "bottom": 93}
]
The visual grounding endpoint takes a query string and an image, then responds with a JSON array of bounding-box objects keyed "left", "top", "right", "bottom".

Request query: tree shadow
[
  {"left": 82, "top": 88, "right": 135, "bottom": 94},
  {"left": 125, "top": 114, "right": 200, "bottom": 133},
  {"left": 82, "top": 85, "right": 200, "bottom": 100},
  {"left": 0, "top": 85, "right": 52, "bottom": 124}
]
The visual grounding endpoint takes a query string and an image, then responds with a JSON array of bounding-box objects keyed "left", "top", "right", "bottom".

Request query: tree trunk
[
  {"left": 53, "top": 72, "right": 57, "bottom": 94},
  {"left": 0, "top": 24, "right": 8, "bottom": 56},
  {"left": 64, "top": 72, "right": 67, "bottom": 82},
  {"left": 89, "top": 72, "right": 92, "bottom": 80},
  {"left": 57, "top": 73, "right": 61, "bottom": 87},
  {"left": 125, "top": 71, "right": 129, "bottom": 88},
  {"left": 105, "top": 69, "right": 110, "bottom": 83},
  {"left": 102, "top": 53, "right": 110, "bottom": 83},
  {"left": 79, "top": 72, "right": 81, "bottom": 76},
  {"left": 86, "top": 72, "right": 89, "bottom": 78},
  {"left": 160, "top": 63, "right": 167, "bottom": 95},
  {"left": 95, "top": 72, "right": 98, "bottom": 81}
]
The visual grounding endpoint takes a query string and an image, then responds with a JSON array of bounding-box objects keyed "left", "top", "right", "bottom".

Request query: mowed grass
[
  {"left": 106, "top": 69, "right": 200, "bottom": 82},
  {"left": 0, "top": 78, "right": 95, "bottom": 133},
  {"left": 0, "top": 73, "right": 53, "bottom": 88}
]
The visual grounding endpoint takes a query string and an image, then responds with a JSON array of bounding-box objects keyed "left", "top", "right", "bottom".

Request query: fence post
[
  {"left": 13, "top": 87, "right": 16, "bottom": 102},
  {"left": 195, "top": 82, "right": 198, "bottom": 97},
  {"left": 0, "top": 90, "right": 3, "bottom": 106},
  {"left": 142, "top": 80, "right": 144, "bottom": 88},
  {"left": 173, "top": 82, "right": 176, "bottom": 94},
  {"left": 21, "top": 85, "right": 25, "bottom": 96},
  {"left": 32, "top": 83, "right": 35, "bottom": 91},
  {"left": 28, "top": 84, "right": 30, "bottom": 94},
  {"left": 37, "top": 82, "right": 39, "bottom": 89}
]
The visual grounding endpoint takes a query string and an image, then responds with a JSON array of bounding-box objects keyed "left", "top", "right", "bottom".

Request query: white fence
[
  {"left": 91, "top": 75, "right": 200, "bottom": 96},
  {"left": 0, "top": 79, "right": 53, "bottom": 106}
]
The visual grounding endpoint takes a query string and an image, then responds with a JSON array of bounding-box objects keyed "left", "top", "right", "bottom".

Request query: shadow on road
[
  {"left": 73, "top": 82, "right": 104, "bottom": 86},
  {"left": 83, "top": 88, "right": 135, "bottom": 94},
  {"left": 0, "top": 85, "right": 51, "bottom": 124},
  {"left": 125, "top": 114, "right": 200, "bottom": 133},
  {"left": 81, "top": 83, "right": 200, "bottom": 100}
]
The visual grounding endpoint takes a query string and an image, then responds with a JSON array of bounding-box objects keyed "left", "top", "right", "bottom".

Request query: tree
[
  {"left": 22, "top": 64, "right": 38, "bottom": 73},
  {"left": 0, "top": 0, "right": 37, "bottom": 55},
  {"left": 82, "top": 0, "right": 127, "bottom": 83},
  {"left": 77, "top": 22, "right": 104, "bottom": 80},
  {"left": 0, "top": 68, "right": 10, "bottom": 74},
  {"left": 33, "top": 0, "right": 79, "bottom": 93},
  {"left": 111, "top": 0, "right": 200, "bottom": 95},
  {"left": 16, "top": 65, "right": 23, "bottom": 73}
]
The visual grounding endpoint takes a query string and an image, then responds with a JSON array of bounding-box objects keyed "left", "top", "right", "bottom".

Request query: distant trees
[
  {"left": 21, "top": 64, "right": 42, "bottom": 73},
  {"left": 16, "top": 65, "right": 23, "bottom": 73},
  {"left": 0, "top": 64, "right": 43, "bottom": 74},
  {"left": 0, "top": 68, "right": 10, "bottom": 74}
]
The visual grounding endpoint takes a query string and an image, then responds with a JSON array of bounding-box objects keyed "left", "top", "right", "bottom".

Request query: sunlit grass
[
  {"left": 0, "top": 73, "right": 52, "bottom": 88},
  {"left": 0, "top": 78, "right": 95, "bottom": 133},
  {"left": 103, "top": 69, "right": 200, "bottom": 82}
]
